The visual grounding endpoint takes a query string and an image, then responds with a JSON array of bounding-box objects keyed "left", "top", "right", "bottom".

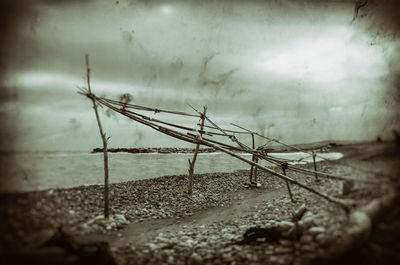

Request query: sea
[{"left": 0, "top": 151, "right": 343, "bottom": 192}]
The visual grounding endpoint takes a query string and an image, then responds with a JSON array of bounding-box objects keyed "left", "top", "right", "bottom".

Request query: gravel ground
[
  {"left": 112, "top": 168, "right": 388, "bottom": 265},
  {"left": 0, "top": 142, "right": 396, "bottom": 264}
]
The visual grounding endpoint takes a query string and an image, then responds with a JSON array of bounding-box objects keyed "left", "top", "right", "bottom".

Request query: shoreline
[
  {"left": 90, "top": 140, "right": 349, "bottom": 154},
  {"left": 0, "top": 148, "right": 346, "bottom": 194}
]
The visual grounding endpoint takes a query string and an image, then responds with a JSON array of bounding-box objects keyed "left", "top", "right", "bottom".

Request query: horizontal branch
[{"left": 102, "top": 97, "right": 199, "bottom": 117}]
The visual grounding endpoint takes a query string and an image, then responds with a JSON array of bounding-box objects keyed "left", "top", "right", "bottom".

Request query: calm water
[{"left": 0, "top": 151, "right": 343, "bottom": 192}]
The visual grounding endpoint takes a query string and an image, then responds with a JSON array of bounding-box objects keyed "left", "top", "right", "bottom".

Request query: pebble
[
  {"left": 278, "top": 221, "right": 295, "bottom": 229},
  {"left": 309, "top": 227, "right": 326, "bottom": 234},
  {"left": 300, "top": 244, "right": 315, "bottom": 252},
  {"left": 147, "top": 243, "right": 158, "bottom": 250},
  {"left": 315, "top": 233, "right": 327, "bottom": 245},
  {"left": 189, "top": 253, "right": 203, "bottom": 265},
  {"left": 275, "top": 246, "right": 293, "bottom": 254},
  {"left": 269, "top": 256, "right": 279, "bottom": 263},
  {"left": 223, "top": 233, "right": 236, "bottom": 240},
  {"left": 316, "top": 248, "right": 327, "bottom": 257},
  {"left": 300, "top": 235, "right": 314, "bottom": 244},
  {"left": 279, "top": 240, "right": 292, "bottom": 246},
  {"left": 302, "top": 217, "right": 315, "bottom": 228},
  {"left": 265, "top": 249, "right": 274, "bottom": 255},
  {"left": 3, "top": 163, "right": 383, "bottom": 265},
  {"left": 167, "top": 255, "right": 175, "bottom": 264}
]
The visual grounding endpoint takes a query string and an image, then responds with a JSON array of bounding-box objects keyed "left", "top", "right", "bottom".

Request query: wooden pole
[
  {"left": 249, "top": 133, "right": 255, "bottom": 184},
  {"left": 282, "top": 162, "right": 295, "bottom": 203},
  {"left": 86, "top": 55, "right": 110, "bottom": 218},
  {"left": 188, "top": 106, "right": 207, "bottom": 195},
  {"left": 254, "top": 157, "right": 258, "bottom": 183},
  {"left": 312, "top": 151, "right": 319, "bottom": 181}
]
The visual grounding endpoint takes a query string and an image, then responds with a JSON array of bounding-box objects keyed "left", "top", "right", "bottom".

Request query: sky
[{"left": 0, "top": 0, "right": 399, "bottom": 151}]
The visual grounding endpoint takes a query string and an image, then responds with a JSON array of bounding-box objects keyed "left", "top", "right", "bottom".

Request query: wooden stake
[
  {"left": 188, "top": 106, "right": 207, "bottom": 195},
  {"left": 249, "top": 133, "right": 255, "bottom": 184},
  {"left": 282, "top": 162, "right": 295, "bottom": 203},
  {"left": 254, "top": 157, "right": 258, "bottom": 183},
  {"left": 312, "top": 151, "right": 319, "bottom": 181},
  {"left": 86, "top": 55, "right": 110, "bottom": 218}
]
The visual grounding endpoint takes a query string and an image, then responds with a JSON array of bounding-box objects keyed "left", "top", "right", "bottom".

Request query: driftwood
[
  {"left": 81, "top": 92, "right": 389, "bottom": 211},
  {"left": 236, "top": 227, "right": 291, "bottom": 245},
  {"left": 281, "top": 162, "right": 295, "bottom": 203},
  {"left": 237, "top": 205, "right": 307, "bottom": 245},
  {"left": 312, "top": 151, "right": 319, "bottom": 181},
  {"left": 187, "top": 106, "right": 207, "bottom": 195},
  {"left": 292, "top": 203, "right": 307, "bottom": 222},
  {"left": 94, "top": 97, "right": 353, "bottom": 210},
  {"left": 85, "top": 55, "right": 110, "bottom": 218},
  {"left": 100, "top": 94, "right": 381, "bottom": 193}
]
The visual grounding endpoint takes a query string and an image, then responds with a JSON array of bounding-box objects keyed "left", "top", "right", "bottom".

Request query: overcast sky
[{"left": 1, "top": 0, "right": 399, "bottom": 151}]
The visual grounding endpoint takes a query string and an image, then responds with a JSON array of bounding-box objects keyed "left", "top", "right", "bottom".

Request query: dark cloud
[{"left": 1, "top": 0, "right": 399, "bottom": 151}]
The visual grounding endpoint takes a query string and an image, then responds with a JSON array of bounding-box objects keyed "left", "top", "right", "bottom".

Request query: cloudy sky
[{"left": 1, "top": 0, "right": 399, "bottom": 151}]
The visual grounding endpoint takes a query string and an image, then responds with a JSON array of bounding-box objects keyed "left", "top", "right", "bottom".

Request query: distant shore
[
  {"left": 91, "top": 147, "right": 217, "bottom": 154},
  {"left": 91, "top": 141, "right": 340, "bottom": 154}
]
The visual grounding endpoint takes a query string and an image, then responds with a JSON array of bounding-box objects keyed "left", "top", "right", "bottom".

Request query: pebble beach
[{"left": 1, "top": 142, "right": 398, "bottom": 265}]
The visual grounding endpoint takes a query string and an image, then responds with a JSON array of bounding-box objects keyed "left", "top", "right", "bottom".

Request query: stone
[
  {"left": 279, "top": 240, "right": 292, "bottom": 246},
  {"left": 309, "top": 227, "right": 326, "bottom": 235},
  {"left": 147, "top": 243, "right": 157, "bottom": 250},
  {"left": 223, "top": 233, "right": 236, "bottom": 240},
  {"left": 183, "top": 239, "right": 195, "bottom": 247},
  {"left": 302, "top": 211, "right": 314, "bottom": 219},
  {"left": 315, "top": 234, "right": 327, "bottom": 245},
  {"left": 278, "top": 221, "right": 295, "bottom": 230},
  {"left": 167, "top": 255, "right": 175, "bottom": 264},
  {"left": 300, "top": 235, "right": 313, "bottom": 244},
  {"left": 114, "top": 214, "right": 128, "bottom": 224},
  {"left": 302, "top": 253, "right": 317, "bottom": 260},
  {"left": 316, "top": 248, "right": 327, "bottom": 257},
  {"left": 277, "top": 255, "right": 293, "bottom": 265},
  {"left": 189, "top": 253, "right": 203, "bottom": 265},
  {"left": 265, "top": 249, "right": 274, "bottom": 255},
  {"left": 300, "top": 244, "right": 315, "bottom": 252},
  {"left": 269, "top": 256, "right": 279, "bottom": 263},
  {"left": 222, "top": 253, "right": 233, "bottom": 262},
  {"left": 275, "top": 246, "right": 293, "bottom": 254},
  {"left": 302, "top": 217, "right": 315, "bottom": 228},
  {"left": 349, "top": 211, "right": 371, "bottom": 238},
  {"left": 293, "top": 258, "right": 302, "bottom": 265}
]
